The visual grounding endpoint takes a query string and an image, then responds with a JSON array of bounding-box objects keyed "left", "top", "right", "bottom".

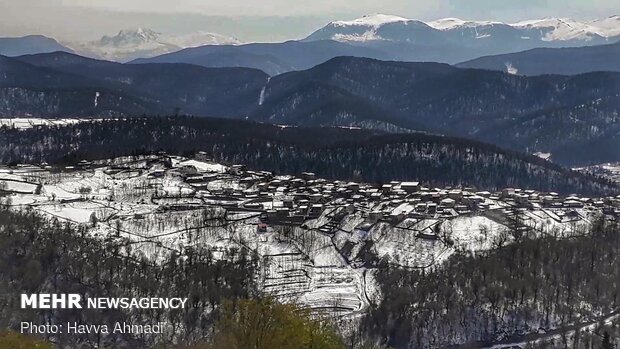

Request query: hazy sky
[{"left": 1, "top": 0, "right": 619, "bottom": 42}]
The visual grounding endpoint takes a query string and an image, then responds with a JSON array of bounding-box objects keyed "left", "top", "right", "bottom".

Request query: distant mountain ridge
[
  {"left": 3, "top": 52, "right": 620, "bottom": 166},
  {"left": 302, "top": 14, "right": 620, "bottom": 64},
  {"left": 0, "top": 52, "right": 267, "bottom": 117},
  {"left": 457, "top": 40, "right": 620, "bottom": 75},
  {"left": 132, "top": 14, "right": 620, "bottom": 74},
  {"left": 308, "top": 14, "right": 620, "bottom": 43},
  {"left": 69, "top": 28, "right": 241, "bottom": 62},
  {"left": 6, "top": 15, "right": 620, "bottom": 73},
  {"left": 130, "top": 40, "right": 390, "bottom": 76},
  {"left": 0, "top": 35, "right": 73, "bottom": 57}
]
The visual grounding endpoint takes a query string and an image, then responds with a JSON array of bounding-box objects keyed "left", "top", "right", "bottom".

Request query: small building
[{"left": 400, "top": 182, "right": 420, "bottom": 193}]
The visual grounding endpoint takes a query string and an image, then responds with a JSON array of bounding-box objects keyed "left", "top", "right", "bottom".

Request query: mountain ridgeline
[
  {"left": 0, "top": 116, "right": 617, "bottom": 196},
  {"left": 130, "top": 40, "right": 390, "bottom": 76},
  {"left": 3, "top": 53, "right": 620, "bottom": 165},
  {"left": 0, "top": 35, "right": 73, "bottom": 57},
  {"left": 303, "top": 14, "right": 620, "bottom": 64},
  {"left": 132, "top": 14, "right": 620, "bottom": 71},
  {"left": 253, "top": 57, "right": 620, "bottom": 165},
  {"left": 457, "top": 40, "right": 620, "bottom": 75},
  {"left": 1, "top": 52, "right": 268, "bottom": 117}
]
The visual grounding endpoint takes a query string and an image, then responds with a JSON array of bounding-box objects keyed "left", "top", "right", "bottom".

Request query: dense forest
[
  {"left": 0, "top": 201, "right": 259, "bottom": 348},
  {"left": 364, "top": 217, "right": 620, "bottom": 348},
  {"left": 0, "top": 116, "right": 617, "bottom": 196},
  {"left": 255, "top": 57, "right": 620, "bottom": 165}
]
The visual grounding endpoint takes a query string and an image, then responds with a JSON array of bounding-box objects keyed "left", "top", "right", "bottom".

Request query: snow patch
[
  {"left": 332, "top": 14, "right": 410, "bottom": 28},
  {"left": 505, "top": 62, "right": 519, "bottom": 75}
]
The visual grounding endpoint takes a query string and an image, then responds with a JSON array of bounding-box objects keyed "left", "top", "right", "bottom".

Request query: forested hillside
[
  {"left": 0, "top": 204, "right": 259, "bottom": 348},
  {"left": 4, "top": 53, "right": 620, "bottom": 165},
  {"left": 253, "top": 57, "right": 620, "bottom": 165},
  {"left": 0, "top": 116, "right": 616, "bottom": 195},
  {"left": 0, "top": 53, "right": 267, "bottom": 117},
  {"left": 364, "top": 217, "right": 620, "bottom": 348}
]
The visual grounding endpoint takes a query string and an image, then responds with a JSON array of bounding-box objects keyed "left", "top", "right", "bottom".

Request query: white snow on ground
[
  {"left": 428, "top": 18, "right": 504, "bottom": 30},
  {"left": 0, "top": 180, "right": 38, "bottom": 193},
  {"left": 332, "top": 14, "right": 411, "bottom": 28},
  {"left": 511, "top": 18, "right": 604, "bottom": 41},
  {"left": 447, "top": 215, "right": 509, "bottom": 252},
  {"left": 38, "top": 205, "right": 95, "bottom": 224},
  {"left": 177, "top": 159, "right": 227, "bottom": 173},
  {"left": 0, "top": 118, "right": 99, "bottom": 129}
]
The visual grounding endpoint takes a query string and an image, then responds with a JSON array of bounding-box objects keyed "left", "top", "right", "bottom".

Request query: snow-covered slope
[
  {"left": 306, "top": 14, "right": 436, "bottom": 43},
  {"left": 511, "top": 18, "right": 605, "bottom": 41},
  {"left": 70, "top": 28, "right": 241, "bottom": 62},
  {"left": 306, "top": 14, "right": 620, "bottom": 44},
  {"left": 163, "top": 31, "right": 241, "bottom": 48},
  {"left": 590, "top": 15, "right": 620, "bottom": 38},
  {"left": 428, "top": 18, "right": 505, "bottom": 31},
  {"left": 332, "top": 14, "right": 411, "bottom": 27}
]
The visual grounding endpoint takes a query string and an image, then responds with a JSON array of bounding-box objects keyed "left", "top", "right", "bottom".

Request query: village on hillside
[{"left": 2, "top": 153, "right": 620, "bottom": 317}]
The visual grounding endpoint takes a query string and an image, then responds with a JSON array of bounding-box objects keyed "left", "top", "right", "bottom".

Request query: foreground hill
[
  {"left": 457, "top": 40, "right": 620, "bottom": 75},
  {"left": 0, "top": 116, "right": 616, "bottom": 195}
]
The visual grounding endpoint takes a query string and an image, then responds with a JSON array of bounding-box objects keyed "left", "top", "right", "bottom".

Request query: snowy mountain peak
[
  {"left": 165, "top": 31, "right": 241, "bottom": 48},
  {"left": 102, "top": 28, "right": 162, "bottom": 47},
  {"left": 428, "top": 18, "right": 505, "bottom": 30},
  {"left": 512, "top": 18, "right": 603, "bottom": 41},
  {"left": 70, "top": 28, "right": 241, "bottom": 62},
  {"left": 308, "top": 14, "right": 620, "bottom": 44},
  {"left": 332, "top": 14, "right": 412, "bottom": 27},
  {"left": 590, "top": 15, "right": 620, "bottom": 37}
]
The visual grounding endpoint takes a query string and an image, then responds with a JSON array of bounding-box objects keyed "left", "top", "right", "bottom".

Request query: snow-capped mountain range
[
  {"left": 70, "top": 28, "right": 241, "bottom": 62},
  {"left": 302, "top": 14, "right": 620, "bottom": 64},
  {"left": 307, "top": 14, "right": 620, "bottom": 43}
]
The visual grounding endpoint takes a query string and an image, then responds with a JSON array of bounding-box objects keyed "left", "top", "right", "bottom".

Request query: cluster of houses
[
  {"left": 16, "top": 154, "right": 620, "bottom": 234},
  {"left": 169, "top": 154, "right": 620, "bottom": 230}
]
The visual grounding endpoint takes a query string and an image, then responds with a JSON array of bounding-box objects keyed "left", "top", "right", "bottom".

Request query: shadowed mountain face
[
  {"left": 2, "top": 52, "right": 268, "bottom": 117},
  {"left": 129, "top": 40, "right": 391, "bottom": 76},
  {"left": 0, "top": 35, "right": 73, "bottom": 57},
  {"left": 457, "top": 41, "right": 620, "bottom": 76},
  {"left": 251, "top": 57, "right": 620, "bottom": 165},
  {"left": 3, "top": 53, "right": 620, "bottom": 166}
]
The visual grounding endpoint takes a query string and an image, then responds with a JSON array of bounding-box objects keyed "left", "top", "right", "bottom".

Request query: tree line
[{"left": 0, "top": 116, "right": 617, "bottom": 196}]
